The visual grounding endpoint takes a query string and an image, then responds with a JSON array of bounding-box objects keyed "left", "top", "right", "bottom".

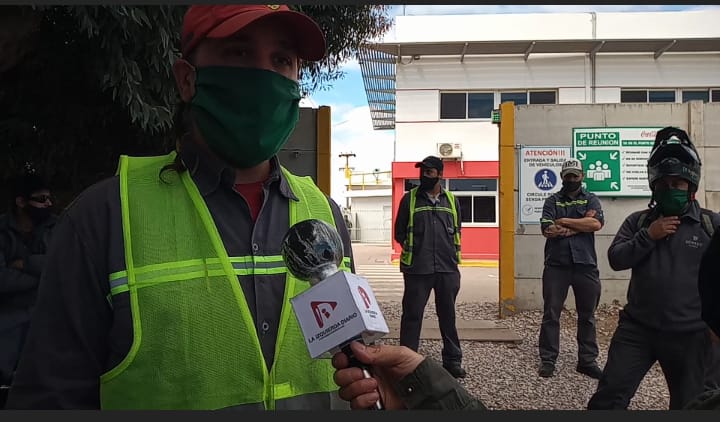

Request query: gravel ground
[{"left": 375, "top": 300, "right": 671, "bottom": 410}]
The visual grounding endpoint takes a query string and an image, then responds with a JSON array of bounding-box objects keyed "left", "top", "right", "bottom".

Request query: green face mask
[
  {"left": 190, "top": 66, "right": 301, "bottom": 169},
  {"left": 655, "top": 188, "right": 689, "bottom": 216}
]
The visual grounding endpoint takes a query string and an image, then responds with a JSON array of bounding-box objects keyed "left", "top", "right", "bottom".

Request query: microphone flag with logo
[{"left": 281, "top": 219, "right": 389, "bottom": 360}]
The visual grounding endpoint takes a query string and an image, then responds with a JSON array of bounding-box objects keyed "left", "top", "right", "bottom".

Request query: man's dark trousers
[
  {"left": 539, "top": 264, "right": 601, "bottom": 367},
  {"left": 588, "top": 315, "right": 710, "bottom": 409},
  {"left": 400, "top": 272, "right": 462, "bottom": 366}
]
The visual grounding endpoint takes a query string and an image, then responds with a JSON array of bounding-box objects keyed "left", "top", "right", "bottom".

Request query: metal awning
[
  {"left": 358, "top": 38, "right": 720, "bottom": 130},
  {"left": 370, "top": 38, "right": 720, "bottom": 57},
  {"left": 358, "top": 47, "right": 397, "bottom": 131}
]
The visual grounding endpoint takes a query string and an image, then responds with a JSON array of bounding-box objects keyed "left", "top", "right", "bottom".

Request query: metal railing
[{"left": 344, "top": 170, "right": 392, "bottom": 191}]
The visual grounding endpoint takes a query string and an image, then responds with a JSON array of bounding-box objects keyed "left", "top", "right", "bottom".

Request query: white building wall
[
  {"left": 391, "top": 13, "right": 594, "bottom": 43},
  {"left": 393, "top": 51, "right": 720, "bottom": 163},
  {"left": 389, "top": 11, "right": 720, "bottom": 44},
  {"left": 595, "top": 11, "right": 720, "bottom": 39},
  {"left": 595, "top": 87, "right": 621, "bottom": 103},
  {"left": 395, "top": 122, "right": 498, "bottom": 162},
  {"left": 396, "top": 54, "right": 720, "bottom": 94},
  {"left": 595, "top": 54, "right": 720, "bottom": 88},
  {"left": 395, "top": 90, "right": 438, "bottom": 121},
  {"left": 558, "top": 87, "right": 587, "bottom": 104},
  {"left": 396, "top": 55, "right": 588, "bottom": 91}
]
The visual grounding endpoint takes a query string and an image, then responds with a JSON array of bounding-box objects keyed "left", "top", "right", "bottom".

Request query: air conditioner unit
[{"left": 436, "top": 142, "right": 463, "bottom": 159}]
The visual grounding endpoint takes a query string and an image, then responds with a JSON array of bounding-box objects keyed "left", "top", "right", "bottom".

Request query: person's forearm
[
  {"left": 608, "top": 229, "right": 656, "bottom": 271},
  {"left": 557, "top": 217, "right": 601, "bottom": 232},
  {"left": 394, "top": 358, "right": 487, "bottom": 410}
]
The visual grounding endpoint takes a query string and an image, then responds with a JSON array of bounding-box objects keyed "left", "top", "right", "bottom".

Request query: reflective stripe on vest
[
  {"left": 400, "top": 187, "right": 461, "bottom": 266},
  {"left": 100, "top": 152, "right": 349, "bottom": 410},
  {"left": 107, "top": 256, "right": 353, "bottom": 295}
]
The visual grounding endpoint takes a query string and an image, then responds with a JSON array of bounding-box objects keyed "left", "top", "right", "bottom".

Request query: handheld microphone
[{"left": 281, "top": 219, "right": 389, "bottom": 410}]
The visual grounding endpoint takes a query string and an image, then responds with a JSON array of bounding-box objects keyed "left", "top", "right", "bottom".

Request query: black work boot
[
  {"left": 443, "top": 363, "right": 467, "bottom": 379},
  {"left": 538, "top": 362, "right": 555, "bottom": 378},
  {"left": 576, "top": 363, "right": 603, "bottom": 380}
]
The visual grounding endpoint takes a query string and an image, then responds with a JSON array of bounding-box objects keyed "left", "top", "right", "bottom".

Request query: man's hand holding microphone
[{"left": 332, "top": 341, "right": 424, "bottom": 410}]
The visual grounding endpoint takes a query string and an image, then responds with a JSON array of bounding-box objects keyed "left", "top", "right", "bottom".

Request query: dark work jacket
[
  {"left": 609, "top": 202, "right": 720, "bottom": 333},
  {"left": 0, "top": 212, "right": 57, "bottom": 311},
  {"left": 394, "top": 188, "right": 461, "bottom": 275}
]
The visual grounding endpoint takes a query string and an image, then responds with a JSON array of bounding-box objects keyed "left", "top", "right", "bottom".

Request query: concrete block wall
[{"left": 512, "top": 101, "right": 718, "bottom": 310}]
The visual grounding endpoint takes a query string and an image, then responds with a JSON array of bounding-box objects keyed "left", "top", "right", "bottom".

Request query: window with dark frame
[
  {"left": 439, "top": 93, "right": 467, "bottom": 119},
  {"left": 455, "top": 195, "right": 497, "bottom": 224},
  {"left": 621, "top": 90, "right": 647, "bottom": 103},
  {"left": 472, "top": 196, "right": 496, "bottom": 223},
  {"left": 404, "top": 179, "right": 420, "bottom": 191},
  {"left": 648, "top": 90, "right": 675, "bottom": 103},
  {"left": 712, "top": 89, "right": 720, "bottom": 103},
  {"left": 621, "top": 89, "right": 697, "bottom": 103},
  {"left": 682, "top": 90, "right": 710, "bottom": 103},
  {"left": 529, "top": 91, "right": 556, "bottom": 104},
  {"left": 467, "top": 93, "right": 494, "bottom": 119},
  {"left": 500, "top": 92, "right": 527, "bottom": 106},
  {"left": 442, "top": 90, "right": 557, "bottom": 120},
  {"left": 457, "top": 196, "right": 473, "bottom": 223},
  {"left": 449, "top": 179, "right": 497, "bottom": 192}
]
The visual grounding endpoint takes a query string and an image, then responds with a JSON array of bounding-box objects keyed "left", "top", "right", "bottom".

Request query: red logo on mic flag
[
  {"left": 311, "top": 301, "right": 337, "bottom": 328},
  {"left": 357, "top": 286, "right": 372, "bottom": 309}
]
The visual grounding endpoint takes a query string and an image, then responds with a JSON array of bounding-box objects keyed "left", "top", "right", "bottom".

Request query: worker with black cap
[
  {"left": 394, "top": 155, "right": 465, "bottom": 378},
  {"left": 588, "top": 126, "right": 720, "bottom": 410}
]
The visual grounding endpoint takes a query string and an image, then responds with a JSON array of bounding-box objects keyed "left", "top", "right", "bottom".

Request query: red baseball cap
[{"left": 181, "top": 5, "right": 326, "bottom": 61}]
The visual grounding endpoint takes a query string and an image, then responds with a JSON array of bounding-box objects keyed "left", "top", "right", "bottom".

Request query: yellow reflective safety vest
[
  {"left": 400, "top": 187, "right": 461, "bottom": 266},
  {"left": 100, "top": 152, "right": 347, "bottom": 410}
]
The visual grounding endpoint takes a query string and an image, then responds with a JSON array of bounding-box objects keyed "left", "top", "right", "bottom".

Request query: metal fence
[{"left": 347, "top": 208, "right": 392, "bottom": 244}]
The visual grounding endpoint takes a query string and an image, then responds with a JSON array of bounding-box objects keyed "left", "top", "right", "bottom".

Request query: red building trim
[{"left": 390, "top": 160, "right": 500, "bottom": 261}]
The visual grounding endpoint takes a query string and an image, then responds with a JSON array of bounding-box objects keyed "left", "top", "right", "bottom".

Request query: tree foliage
[{"left": 0, "top": 5, "right": 392, "bottom": 204}]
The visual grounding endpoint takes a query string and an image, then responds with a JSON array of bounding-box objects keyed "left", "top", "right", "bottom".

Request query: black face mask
[
  {"left": 562, "top": 180, "right": 582, "bottom": 193},
  {"left": 419, "top": 176, "right": 439, "bottom": 191},
  {"left": 26, "top": 205, "right": 53, "bottom": 223}
]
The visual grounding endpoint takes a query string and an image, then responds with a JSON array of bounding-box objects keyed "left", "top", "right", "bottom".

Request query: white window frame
[
  {"left": 621, "top": 88, "right": 720, "bottom": 103},
  {"left": 440, "top": 89, "right": 558, "bottom": 121},
  {"left": 439, "top": 91, "right": 495, "bottom": 121},
  {"left": 453, "top": 191, "right": 499, "bottom": 228}
]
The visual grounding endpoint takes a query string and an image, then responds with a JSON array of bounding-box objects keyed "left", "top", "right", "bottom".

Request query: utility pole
[{"left": 338, "top": 152, "right": 356, "bottom": 209}]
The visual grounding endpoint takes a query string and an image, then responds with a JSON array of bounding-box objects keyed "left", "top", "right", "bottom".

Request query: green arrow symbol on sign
[
  {"left": 578, "top": 152, "right": 587, "bottom": 160},
  {"left": 610, "top": 181, "right": 619, "bottom": 190},
  {"left": 610, "top": 152, "right": 618, "bottom": 160}
]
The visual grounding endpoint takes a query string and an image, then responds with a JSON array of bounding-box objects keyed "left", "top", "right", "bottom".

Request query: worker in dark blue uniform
[{"left": 538, "top": 158, "right": 605, "bottom": 379}]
